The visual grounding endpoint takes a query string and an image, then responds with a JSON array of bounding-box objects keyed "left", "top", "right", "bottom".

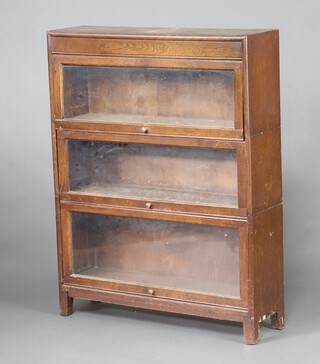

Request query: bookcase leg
[
  {"left": 270, "top": 295, "right": 285, "bottom": 329},
  {"left": 243, "top": 318, "right": 260, "bottom": 345},
  {"left": 60, "top": 289, "right": 73, "bottom": 316},
  {"left": 271, "top": 311, "right": 285, "bottom": 330}
]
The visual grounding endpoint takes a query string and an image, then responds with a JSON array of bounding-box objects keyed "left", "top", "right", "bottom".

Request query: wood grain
[{"left": 51, "top": 37, "right": 242, "bottom": 59}]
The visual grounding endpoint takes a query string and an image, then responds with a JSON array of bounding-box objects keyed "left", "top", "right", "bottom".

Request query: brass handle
[
  {"left": 141, "top": 127, "right": 148, "bottom": 133},
  {"left": 148, "top": 289, "right": 155, "bottom": 296},
  {"left": 145, "top": 202, "right": 152, "bottom": 209}
]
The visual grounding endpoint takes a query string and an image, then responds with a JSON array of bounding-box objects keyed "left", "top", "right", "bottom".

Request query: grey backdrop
[{"left": 1, "top": 0, "right": 319, "bottom": 362}]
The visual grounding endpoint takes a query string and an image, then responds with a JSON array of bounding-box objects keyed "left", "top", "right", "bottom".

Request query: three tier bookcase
[{"left": 47, "top": 26, "right": 284, "bottom": 344}]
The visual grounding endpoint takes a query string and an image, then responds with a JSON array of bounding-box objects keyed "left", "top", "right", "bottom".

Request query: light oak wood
[{"left": 51, "top": 37, "right": 243, "bottom": 59}]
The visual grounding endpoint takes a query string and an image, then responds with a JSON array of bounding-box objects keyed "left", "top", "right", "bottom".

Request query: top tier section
[
  {"left": 48, "top": 27, "right": 275, "bottom": 61},
  {"left": 48, "top": 27, "right": 280, "bottom": 138}
]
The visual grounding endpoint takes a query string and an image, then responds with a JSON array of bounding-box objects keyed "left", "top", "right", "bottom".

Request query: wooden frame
[
  {"left": 47, "top": 27, "right": 284, "bottom": 344},
  {"left": 52, "top": 55, "right": 244, "bottom": 139}
]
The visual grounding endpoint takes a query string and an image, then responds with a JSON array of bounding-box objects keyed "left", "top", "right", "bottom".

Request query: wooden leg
[
  {"left": 243, "top": 318, "right": 260, "bottom": 345},
  {"left": 271, "top": 311, "right": 285, "bottom": 330},
  {"left": 60, "top": 289, "right": 73, "bottom": 316},
  {"left": 271, "top": 297, "right": 285, "bottom": 330}
]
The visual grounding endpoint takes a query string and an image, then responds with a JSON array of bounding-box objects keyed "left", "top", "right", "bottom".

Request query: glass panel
[
  {"left": 71, "top": 213, "right": 240, "bottom": 297},
  {"left": 63, "top": 66, "right": 234, "bottom": 129},
  {"left": 68, "top": 141, "right": 238, "bottom": 208}
]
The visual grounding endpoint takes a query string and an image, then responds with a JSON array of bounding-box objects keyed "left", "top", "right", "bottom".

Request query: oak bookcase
[{"left": 47, "top": 26, "right": 284, "bottom": 344}]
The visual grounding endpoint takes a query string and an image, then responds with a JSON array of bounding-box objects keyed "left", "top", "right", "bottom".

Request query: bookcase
[{"left": 47, "top": 26, "right": 284, "bottom": 344}]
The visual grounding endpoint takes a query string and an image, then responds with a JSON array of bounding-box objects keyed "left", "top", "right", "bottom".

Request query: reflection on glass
[
  {"left": 63, "top": 66, "right": 234, "bottom": 129},
  {"left": 68, "top": 141, "right": 238, "bottom": 207},
  {"left": 71, "top": 213, "right": 240, "bottom": 297}
]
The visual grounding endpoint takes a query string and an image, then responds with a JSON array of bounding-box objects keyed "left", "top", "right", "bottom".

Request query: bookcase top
[{"left": 48, "top": 26, "right": 276, "bottom": 40}]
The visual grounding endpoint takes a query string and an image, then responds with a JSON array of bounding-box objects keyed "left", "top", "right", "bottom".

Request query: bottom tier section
[{"left": 70, "top": 212, "right": 241, "bottom": 298}]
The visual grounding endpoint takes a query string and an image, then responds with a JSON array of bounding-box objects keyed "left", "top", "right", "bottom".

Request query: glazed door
[
  {"left": 52, "top": 55, "right": 243, "bottom": 139},
  {"left": 60, "top": 205, "right": 248, "bottom": 307},
  {"left": 57, "top": 131, "right": 247, "bottom": 217}
]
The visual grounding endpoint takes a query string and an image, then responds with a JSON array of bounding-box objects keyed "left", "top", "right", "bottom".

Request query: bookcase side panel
[
  {"left": 248, "top": 128, "right": 282, "bottom": 214},
  {"left": 250, "top": 204, "right": 284, "bottom": 323},
  {"left": 244, "top": 31, "right": 280, "bottom": 136}
]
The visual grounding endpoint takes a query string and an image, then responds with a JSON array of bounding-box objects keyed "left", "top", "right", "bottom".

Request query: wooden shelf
[
  {"left": 65, "top": 112, "right": 234, "bottom": 129},
  {"left": 71, "top": 183, "right": 238, "bottom": 208}
]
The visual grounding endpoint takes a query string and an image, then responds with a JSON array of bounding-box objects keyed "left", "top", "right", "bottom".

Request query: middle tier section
[{"left": 57, "top": 130, "right": 247, "bottom": 217}]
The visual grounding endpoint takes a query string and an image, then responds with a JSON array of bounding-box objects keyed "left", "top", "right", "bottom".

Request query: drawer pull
[
  {"left": 148, "top": 289, "right": 155, "bottom": 296},
  {"left": 145, "top": 202, "right": 152, "bottom": 209},
  {"left": 141, "top": 127, "right": 148, "bottom": 133}
]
